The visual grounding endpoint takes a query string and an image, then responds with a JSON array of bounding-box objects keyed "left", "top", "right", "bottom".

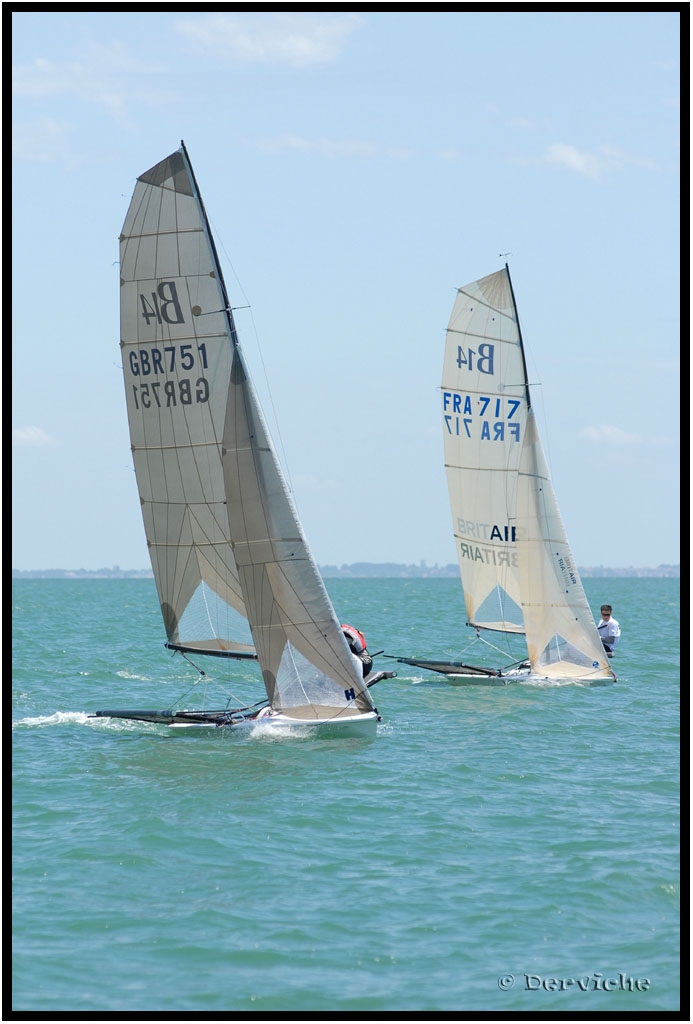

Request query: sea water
[{"left": 12, "top": 577, "right": 680, "bottom": 1012}]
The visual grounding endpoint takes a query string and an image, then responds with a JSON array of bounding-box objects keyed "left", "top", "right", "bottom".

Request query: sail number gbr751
[{"left": 125, "top": 282, "right": 212, "bottom": 410}]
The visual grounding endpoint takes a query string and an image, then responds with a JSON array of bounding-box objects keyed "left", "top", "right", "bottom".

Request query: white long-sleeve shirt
[{"left": 598, "top": 616, "right": 620, "bottom": 651}]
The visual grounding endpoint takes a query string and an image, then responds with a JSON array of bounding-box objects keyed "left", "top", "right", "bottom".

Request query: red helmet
[{"left": 341, "top": 623, "right": 366, "bottom": 654}]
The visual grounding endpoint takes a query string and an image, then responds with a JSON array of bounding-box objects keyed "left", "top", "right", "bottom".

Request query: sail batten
[{"left": 446, "top": 325, "right": 516, "bottom": 337}]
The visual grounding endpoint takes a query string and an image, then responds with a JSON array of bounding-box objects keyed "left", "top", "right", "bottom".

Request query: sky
[{"left": 12, "top": 11, "right": 680, "bottom": 572}]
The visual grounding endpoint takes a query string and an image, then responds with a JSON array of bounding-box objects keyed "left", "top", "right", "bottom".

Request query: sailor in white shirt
[{"left": 597, "top": 605, "right": 621, "bottom": 657}]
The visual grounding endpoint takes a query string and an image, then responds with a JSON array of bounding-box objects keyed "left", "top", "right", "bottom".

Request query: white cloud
[
  {"left": 12, "top": 426, "right": 59, "bottom": 447},
  {"left": 254, "top": 132, "right": 412, "bottom": 160},
  {"left": 12, "top": 44, "right": 169, "bottom": 125},
  {"left": 545, "top": 143, "right": 659, "bottom": 179},
  {"left": 175, "top": 13, "right": 362, "bottom": 67},
  {"left": 579, "top": 425, "right": 640, "bottom": 445},
  {"left": 598, "top": 144, "right": 659, "bottom": 172},
  {"left": 545, "top": 143, "right": 602, "bottom": 179},
  {"left": 12, "top": 118, "right": 71, "bottom": 162}
]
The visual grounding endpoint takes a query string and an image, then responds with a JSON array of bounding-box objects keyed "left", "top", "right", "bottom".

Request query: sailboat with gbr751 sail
[
  {"left": 391, "top": 265, "right": 615, "bottom": 685},
  {"left": 92, "top": 142, "right": 392, "bottom": 736}
]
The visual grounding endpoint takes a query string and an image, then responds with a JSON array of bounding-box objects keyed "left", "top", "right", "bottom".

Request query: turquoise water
[{"left": 12, "top": 577, "right": 680, "bottom": 1011}]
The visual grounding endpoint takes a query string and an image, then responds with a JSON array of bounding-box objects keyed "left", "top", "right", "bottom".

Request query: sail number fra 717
[{"left": 442, "top": 391, "right": 522, "bottom": 441}]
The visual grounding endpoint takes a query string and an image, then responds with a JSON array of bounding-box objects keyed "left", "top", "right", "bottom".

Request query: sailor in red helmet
[{"left": 341, "top": 623, "right": 373, "bottom": 679}]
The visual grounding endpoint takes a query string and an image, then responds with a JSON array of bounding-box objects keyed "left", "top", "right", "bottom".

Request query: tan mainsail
[
  {"left": 120, "top": 143, "right": 374, "bottom": 715},
  {"left": 120, "top": 148, "right": 252, "bottom": 655}
]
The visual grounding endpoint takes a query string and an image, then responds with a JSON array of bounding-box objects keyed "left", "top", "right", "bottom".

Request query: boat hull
[
  {"left": 91, "top": 708, "right": 379, "bottom": 738},
  {"left": 220, "top": 710, "right": 380, "bottom": 738},
  {"left": 393, "top": 661, "right": 614, "bottom": 686}
]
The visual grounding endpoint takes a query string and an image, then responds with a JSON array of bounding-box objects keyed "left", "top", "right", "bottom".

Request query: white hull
[
  {"left": 443, "top": 674, "right": 614, "bottom": 687},
  {"left": 169, "top": 710, "right": 380, "bottom": 738}
]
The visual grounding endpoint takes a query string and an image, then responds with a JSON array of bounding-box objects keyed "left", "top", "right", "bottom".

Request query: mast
[
  {"left": 504, "top": 263, "right": 532, "bottom": 410},
  {"left": 179, "top": 140, "right": 240, "bottom": 348}
]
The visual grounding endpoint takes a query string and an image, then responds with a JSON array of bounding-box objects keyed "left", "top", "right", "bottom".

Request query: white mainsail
[
  {"left": 119, "top": 143, "right": 375, "bottom": 721},
  {"left": 440, "top": 265, "right": 613, "bottom": 682},
  {"left": 442, "top": 268, "right": 527, "bottom": 633}
]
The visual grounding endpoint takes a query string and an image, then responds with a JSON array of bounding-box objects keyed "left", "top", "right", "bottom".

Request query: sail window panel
[
  {"left": 176, "top": 581, "right": 252, "bottom": 649},
  {"left": 535, "top": 635, "right": 599, "bottom": 671},
  {"left": 474, "top": 585, "right": 524, "bottom": 630},
  {"left": 461, "top": 560, "right": 524, "bottom": 632},
  {"left": 275, "top": 642, "right": 353, "bottom": 710}
]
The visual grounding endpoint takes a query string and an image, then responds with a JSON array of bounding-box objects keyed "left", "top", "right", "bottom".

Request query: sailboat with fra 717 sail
[
  {"left": 92, "top": 142, "right": 393, "bottom": 736},
  {"left": 389, "top": 264, "right": 616, "bottom": 685}
]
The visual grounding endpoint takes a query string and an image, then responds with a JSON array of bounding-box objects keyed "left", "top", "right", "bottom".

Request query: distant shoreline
[{"left": 12, "top": 563, "right": 680, "bottom": 580}]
